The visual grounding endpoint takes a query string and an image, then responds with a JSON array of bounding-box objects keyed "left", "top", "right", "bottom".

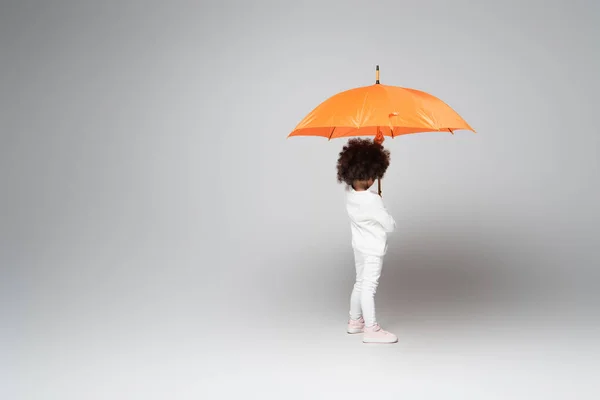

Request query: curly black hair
[{"left": 336, "top": 138, "right": 391, "bottom": 186}]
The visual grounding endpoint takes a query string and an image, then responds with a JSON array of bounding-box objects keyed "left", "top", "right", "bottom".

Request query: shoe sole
[
  {"left": 362, "top": 338, "right": 398, "bottom": 344},
  {"left": 347, "top": 328, "right": 364, "bottom": 334}
]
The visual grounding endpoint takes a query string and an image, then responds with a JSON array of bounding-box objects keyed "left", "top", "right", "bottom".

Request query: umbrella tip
[{"left": 375, "top": 65, "right": 380, "bottom": 84}]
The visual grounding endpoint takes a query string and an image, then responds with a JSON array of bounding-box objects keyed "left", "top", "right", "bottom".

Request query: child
[{"left": 336, "top": 138, "right": 398, "bottom": 344}]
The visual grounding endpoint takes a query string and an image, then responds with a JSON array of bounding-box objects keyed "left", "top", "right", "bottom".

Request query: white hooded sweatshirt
[{"left": 345, "top": 186, "right": 396, "bottom": 257}]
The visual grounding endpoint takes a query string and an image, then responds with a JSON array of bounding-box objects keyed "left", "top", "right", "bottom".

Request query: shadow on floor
[{"left": 252, "top": 224, "right": 551, "bottom": 327}]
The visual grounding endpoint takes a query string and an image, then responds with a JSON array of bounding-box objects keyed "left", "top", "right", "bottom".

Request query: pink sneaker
[
  {"left": 347, "top": 317, "right": 365, "bottom": 334},
  {"left": 363, "top": 324, "right": 398, "bottom": 344}
]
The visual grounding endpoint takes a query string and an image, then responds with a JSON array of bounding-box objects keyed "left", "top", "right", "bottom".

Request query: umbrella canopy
[{"left": 288, "top": 67, "right": 474, "bottom": 140}]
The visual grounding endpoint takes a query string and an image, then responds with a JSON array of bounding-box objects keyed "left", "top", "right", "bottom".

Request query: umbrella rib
[{"left": 328, "top": 126, "right": 336, "bottom": 140}]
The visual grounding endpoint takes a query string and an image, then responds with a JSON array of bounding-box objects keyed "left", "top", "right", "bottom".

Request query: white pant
[{"left": 349, "top": 250, "right": 383, "bottom": 327}]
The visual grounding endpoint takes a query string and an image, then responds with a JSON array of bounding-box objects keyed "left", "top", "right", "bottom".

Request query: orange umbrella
[{"left": 288, "top": 66, "right": 475, "bottom": 195}]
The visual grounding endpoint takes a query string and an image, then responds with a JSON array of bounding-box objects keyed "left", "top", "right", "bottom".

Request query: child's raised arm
[{"left": 371, "top": 195, "right": 396, "bottom": 233}]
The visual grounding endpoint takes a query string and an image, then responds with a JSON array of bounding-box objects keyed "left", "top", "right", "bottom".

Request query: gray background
[{"left": 1, "top": 0, "right": 599, "bottom": 399}]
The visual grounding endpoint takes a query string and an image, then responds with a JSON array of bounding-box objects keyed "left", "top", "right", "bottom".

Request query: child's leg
[
  {"left": 349, "top": 250, "right": 365, "bottom": 320},
  {"left": 360, "top": 255, "right": 383, "bottom": 327}
]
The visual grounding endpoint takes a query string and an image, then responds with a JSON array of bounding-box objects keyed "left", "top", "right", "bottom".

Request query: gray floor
[{"left": 6, "top": 240, "right": 600, "bottom": 399}]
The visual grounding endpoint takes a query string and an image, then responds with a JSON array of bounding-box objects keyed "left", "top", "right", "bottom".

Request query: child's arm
[{"left": 372, "top": 196, "right": 396, "bottom": 232}]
